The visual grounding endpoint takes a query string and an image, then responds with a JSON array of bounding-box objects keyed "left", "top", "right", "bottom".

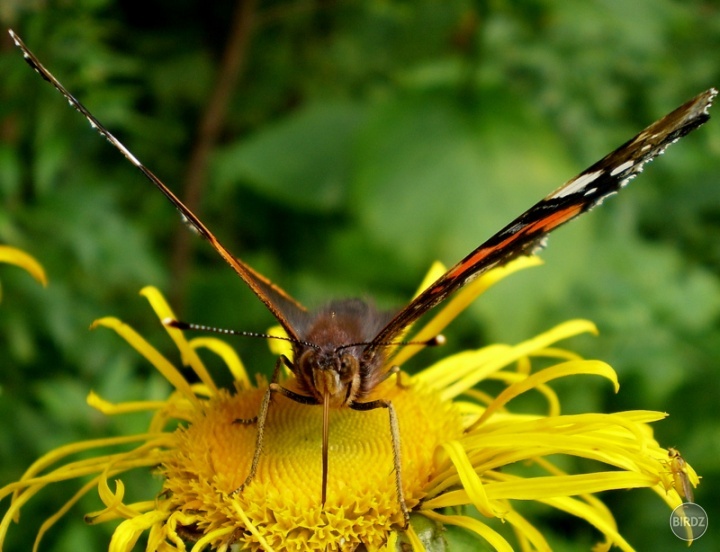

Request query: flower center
[{"left": 160, "top": 377, "right": 462, "bottom": 550}]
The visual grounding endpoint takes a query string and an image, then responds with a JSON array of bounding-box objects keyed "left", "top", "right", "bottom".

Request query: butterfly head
[
  {"left": 290, "top": 299, "right": 394, "bottom": 407},
  {"left": 296, "top": 345, "right": 365, "bottom": 407}
]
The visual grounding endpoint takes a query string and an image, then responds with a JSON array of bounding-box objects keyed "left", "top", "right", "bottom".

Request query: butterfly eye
[{"left": 337, "top": 354, "right": 358, "bottom": 379}]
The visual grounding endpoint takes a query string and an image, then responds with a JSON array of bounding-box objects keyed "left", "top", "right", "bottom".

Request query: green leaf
[{"left": 212, "top": 102, "right": 368, "bottom": 211}]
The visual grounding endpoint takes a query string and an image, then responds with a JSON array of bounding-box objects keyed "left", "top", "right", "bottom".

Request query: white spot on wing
[
  {"left": 610, "top": 160, "right": 634, "bottom": 176},
  {"left": 497, "top": 220, "right": 527, "bottom": 237},
  {"left": 592, "top": 190, "right": 618, "bottom": 207},
  {"left": 549, "top": 170, "right": 603, "bottom": 199},
  {"left": 113, "top": 139, "right": 142, "bottom": 167}
]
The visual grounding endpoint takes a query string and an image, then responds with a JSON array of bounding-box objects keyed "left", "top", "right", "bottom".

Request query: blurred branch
[{"left": 169, "top": 0, "right": 259, "bottom": 309}]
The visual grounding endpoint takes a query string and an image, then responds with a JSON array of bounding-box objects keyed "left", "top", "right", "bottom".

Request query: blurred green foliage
[{"left": 1, "top": 0, "right": 719, "bottom": 550}]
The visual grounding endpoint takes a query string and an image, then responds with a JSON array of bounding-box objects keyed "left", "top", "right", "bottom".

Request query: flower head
[{"left": 0, "top": 254, "right": 697, "bottom": 551}]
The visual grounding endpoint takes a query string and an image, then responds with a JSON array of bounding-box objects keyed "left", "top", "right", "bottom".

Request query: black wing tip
[
  {"left": 700, "top": 87, "right": 717, "bottom": 110},
  {"left": 681, "top": 88, "right": 716, "bottom": 124},
  {"left": 8, "top": 29, "right": 27, "bottom": 53},
  {"left": 699, "top": 88, "right": 717, "bottom": 120},
  {"left": 8, "top": 29, "right": 26, "bottom": 54}
]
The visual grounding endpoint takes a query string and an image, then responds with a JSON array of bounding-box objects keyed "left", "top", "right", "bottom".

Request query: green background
[{"left": 1, "top": 1, "right": 719, "bottom": 550}]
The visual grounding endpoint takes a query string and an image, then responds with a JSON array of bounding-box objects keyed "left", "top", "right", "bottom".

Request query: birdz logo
[{"left": 670, "top": 502, "right": 708, "bottom": 541}]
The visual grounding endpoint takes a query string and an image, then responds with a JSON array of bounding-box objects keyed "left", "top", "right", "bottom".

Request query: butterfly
[{"left": 10, "top": 29, "right": 715, "bottom": 525}]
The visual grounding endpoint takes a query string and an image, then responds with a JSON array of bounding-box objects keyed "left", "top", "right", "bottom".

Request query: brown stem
[{"left": 169, "top": 0, "right": 259, "bottom": 309}]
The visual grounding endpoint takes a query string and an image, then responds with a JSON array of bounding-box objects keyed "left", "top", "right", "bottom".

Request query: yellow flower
[{"left": 0, "top": 255, "right": 696, "bottom": 552}]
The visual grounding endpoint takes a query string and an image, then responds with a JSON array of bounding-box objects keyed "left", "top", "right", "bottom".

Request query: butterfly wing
[
  {"left": 370, "top": 88, "right": 717, "bottom": 349},
  {"left": 9, "top": 30, "right": 307, "bottom": 340}
]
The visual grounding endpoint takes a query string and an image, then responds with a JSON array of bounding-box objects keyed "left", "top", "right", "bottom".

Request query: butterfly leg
[
  {"left": 232, "top": 355, "right": 288, "bottom": 495},
  {"left": 232, "top": 355, "right": 294, "bottom": 426},
  {"left": 351, "top": 398, "right": 409, "bottom": 527},
  {"left": 373, "top": 365, "right": 411, "bottom": 390},
  {"left": 389, "top": 366, "right": 411, "bottom": 389},
  {"left": 232, "top": 355, "right": 317, "bottom": 496}
]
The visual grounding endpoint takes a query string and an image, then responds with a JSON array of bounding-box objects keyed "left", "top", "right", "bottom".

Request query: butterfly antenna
[
  {"left": 163, "top": 318, "right": 320, "bottom": 350},
  {"left": 335, "top": 334, "right": 446, "bottom": 353}
]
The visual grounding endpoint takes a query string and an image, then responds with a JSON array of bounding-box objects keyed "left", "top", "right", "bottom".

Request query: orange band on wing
[{"left": 443, "top": 203, "right": 584, "bottom": 284}]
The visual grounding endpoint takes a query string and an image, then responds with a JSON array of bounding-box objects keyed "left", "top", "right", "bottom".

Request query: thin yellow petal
[
  {"left": 461, "top": 412, "right": 661, "bottom": 474},
  {"left": 381, "top": 530, "right": 398, "bottom": 551},
  {"left": 86, "top": 501, "right": 156, "bottom": 525},
  {"left": 96, "top": 476, "right": 140, "bottom": 520},
  {"left": 2, "top": 434, "right": 166, "bottom": 496},
  {"left": 542, "top": 495, "right": 635, "bottom": 552},
  {"left": 0, "top": 245, "right": 47, "bottom": 287},
  {"left": 109, "top": 510, "right": 169, "bottom": 552},
  {"left": 423, "top": 511, "right": 515, "bottom": 552},
  {"left": 441, "top": 440, "right": 497, "bottom": 518},
  {"left": 91, "top": 316, "right": 199, "bottom": 406},
  {"left": 140, "top": 286, "right": 219, "bottom": 395},
  {"left": 1, "top": 480, "right": 40, "bottom": 537},
  {"left": 87, "top": 391, "right": 167, "bottom": 415},
  {"left": 33, "top": 479, "right": 100, "bottom": 552},
  {"left": 486, "top": 472, "right": 658, "bottom": 500},
  {"left": 393, "top": 256, "right": 542, "bottom": 367},
  {"left": 266, "top": 324, "right": 292, "bottom": 359},
  {"left": 528, "top": 318, "right": 599, "bottom": 344},
  {"left": 533, "top": 381, "right": 561, "bottom": 417},
  {"left": 430, "top": 320, "right": 599, "bottom": 402},
  {"left": 230, "top": 501, "right": 276, "bottom": 552},
  {"left": 191, "top": 526, "right": 236, "bottom": 552},
  {"left": 503, "top": 509, "right": 552, "bottom": 552},
  {"left": 404, "top": 524, "right": 425, "bottom": 552},
  {"left": 414, "top": 344, "right": 512, "bottom": 391},
  {"left": 469, "top": 359, "right": 618, "bottom": 430},
  {"left": 189, "top": 336, "right": 250, "bottom": 389}
]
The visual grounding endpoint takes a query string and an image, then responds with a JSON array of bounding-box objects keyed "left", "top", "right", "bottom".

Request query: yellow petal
[
  {"left": 189, "top": 336, "right": 251, "bottom": 389},
  {"left": 109, "top": 510, "right": 169, "bottom": 552},
  {"left": 393, "top": 256, "right": 542, "bottom": 367},
  {"left": 423, "top": 511, "right": 514, "bottom": 552},
  {"left": 90, "top": 316, "right": 199, "bottom": 406},
  {"left": 191, "top": 526, "right": 237, "bottom": 551},
  {"left": 87, "top": 391, "right": 166, "bottom": 415},
  {"left": 429, "top": 319, "right": 600, "bottom": 401},
  {"left": 33, "top": 479, "right": 99, "bottom": 552},
  {"left": 542, "top": 495, "right": 635, "bottom": 552},
  {"left": 140, "top": 286, "right": 219, "bottom": 395},
  {"left": 503, "top": 509, "right": 552, "bottom": 551},
  {"left": 486, "top": 471, "right": 658, "bottom": 500},
  {"left": 414, "top": 344, "right": 512, "bottom": 392},
  {"left": 266, "top": 324, "right": 293, "bottom": 359},
  {"left": 441, "top": 440, "right": 497, "bottom": 518},
  {"left": 0, "top": 245, "right": 47, "bottom": 286},
  {"left": 470, "top": 359, "right": 618, "bottom": 430},
  {"left": 404, "top": 524, "right": 425, "bottom": 552}
]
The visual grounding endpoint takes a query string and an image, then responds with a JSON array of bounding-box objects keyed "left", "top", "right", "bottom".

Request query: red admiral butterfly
[{"left": 10, "top": 29, "right": 715, "bottom": 524}]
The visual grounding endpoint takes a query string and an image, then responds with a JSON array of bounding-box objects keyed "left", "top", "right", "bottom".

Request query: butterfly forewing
[
  {"left": 8, "top": 29, "right": 308, "bottom": 342},
  {"left": 369, "top": 88, "right": 717, "bottom": 351}
]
